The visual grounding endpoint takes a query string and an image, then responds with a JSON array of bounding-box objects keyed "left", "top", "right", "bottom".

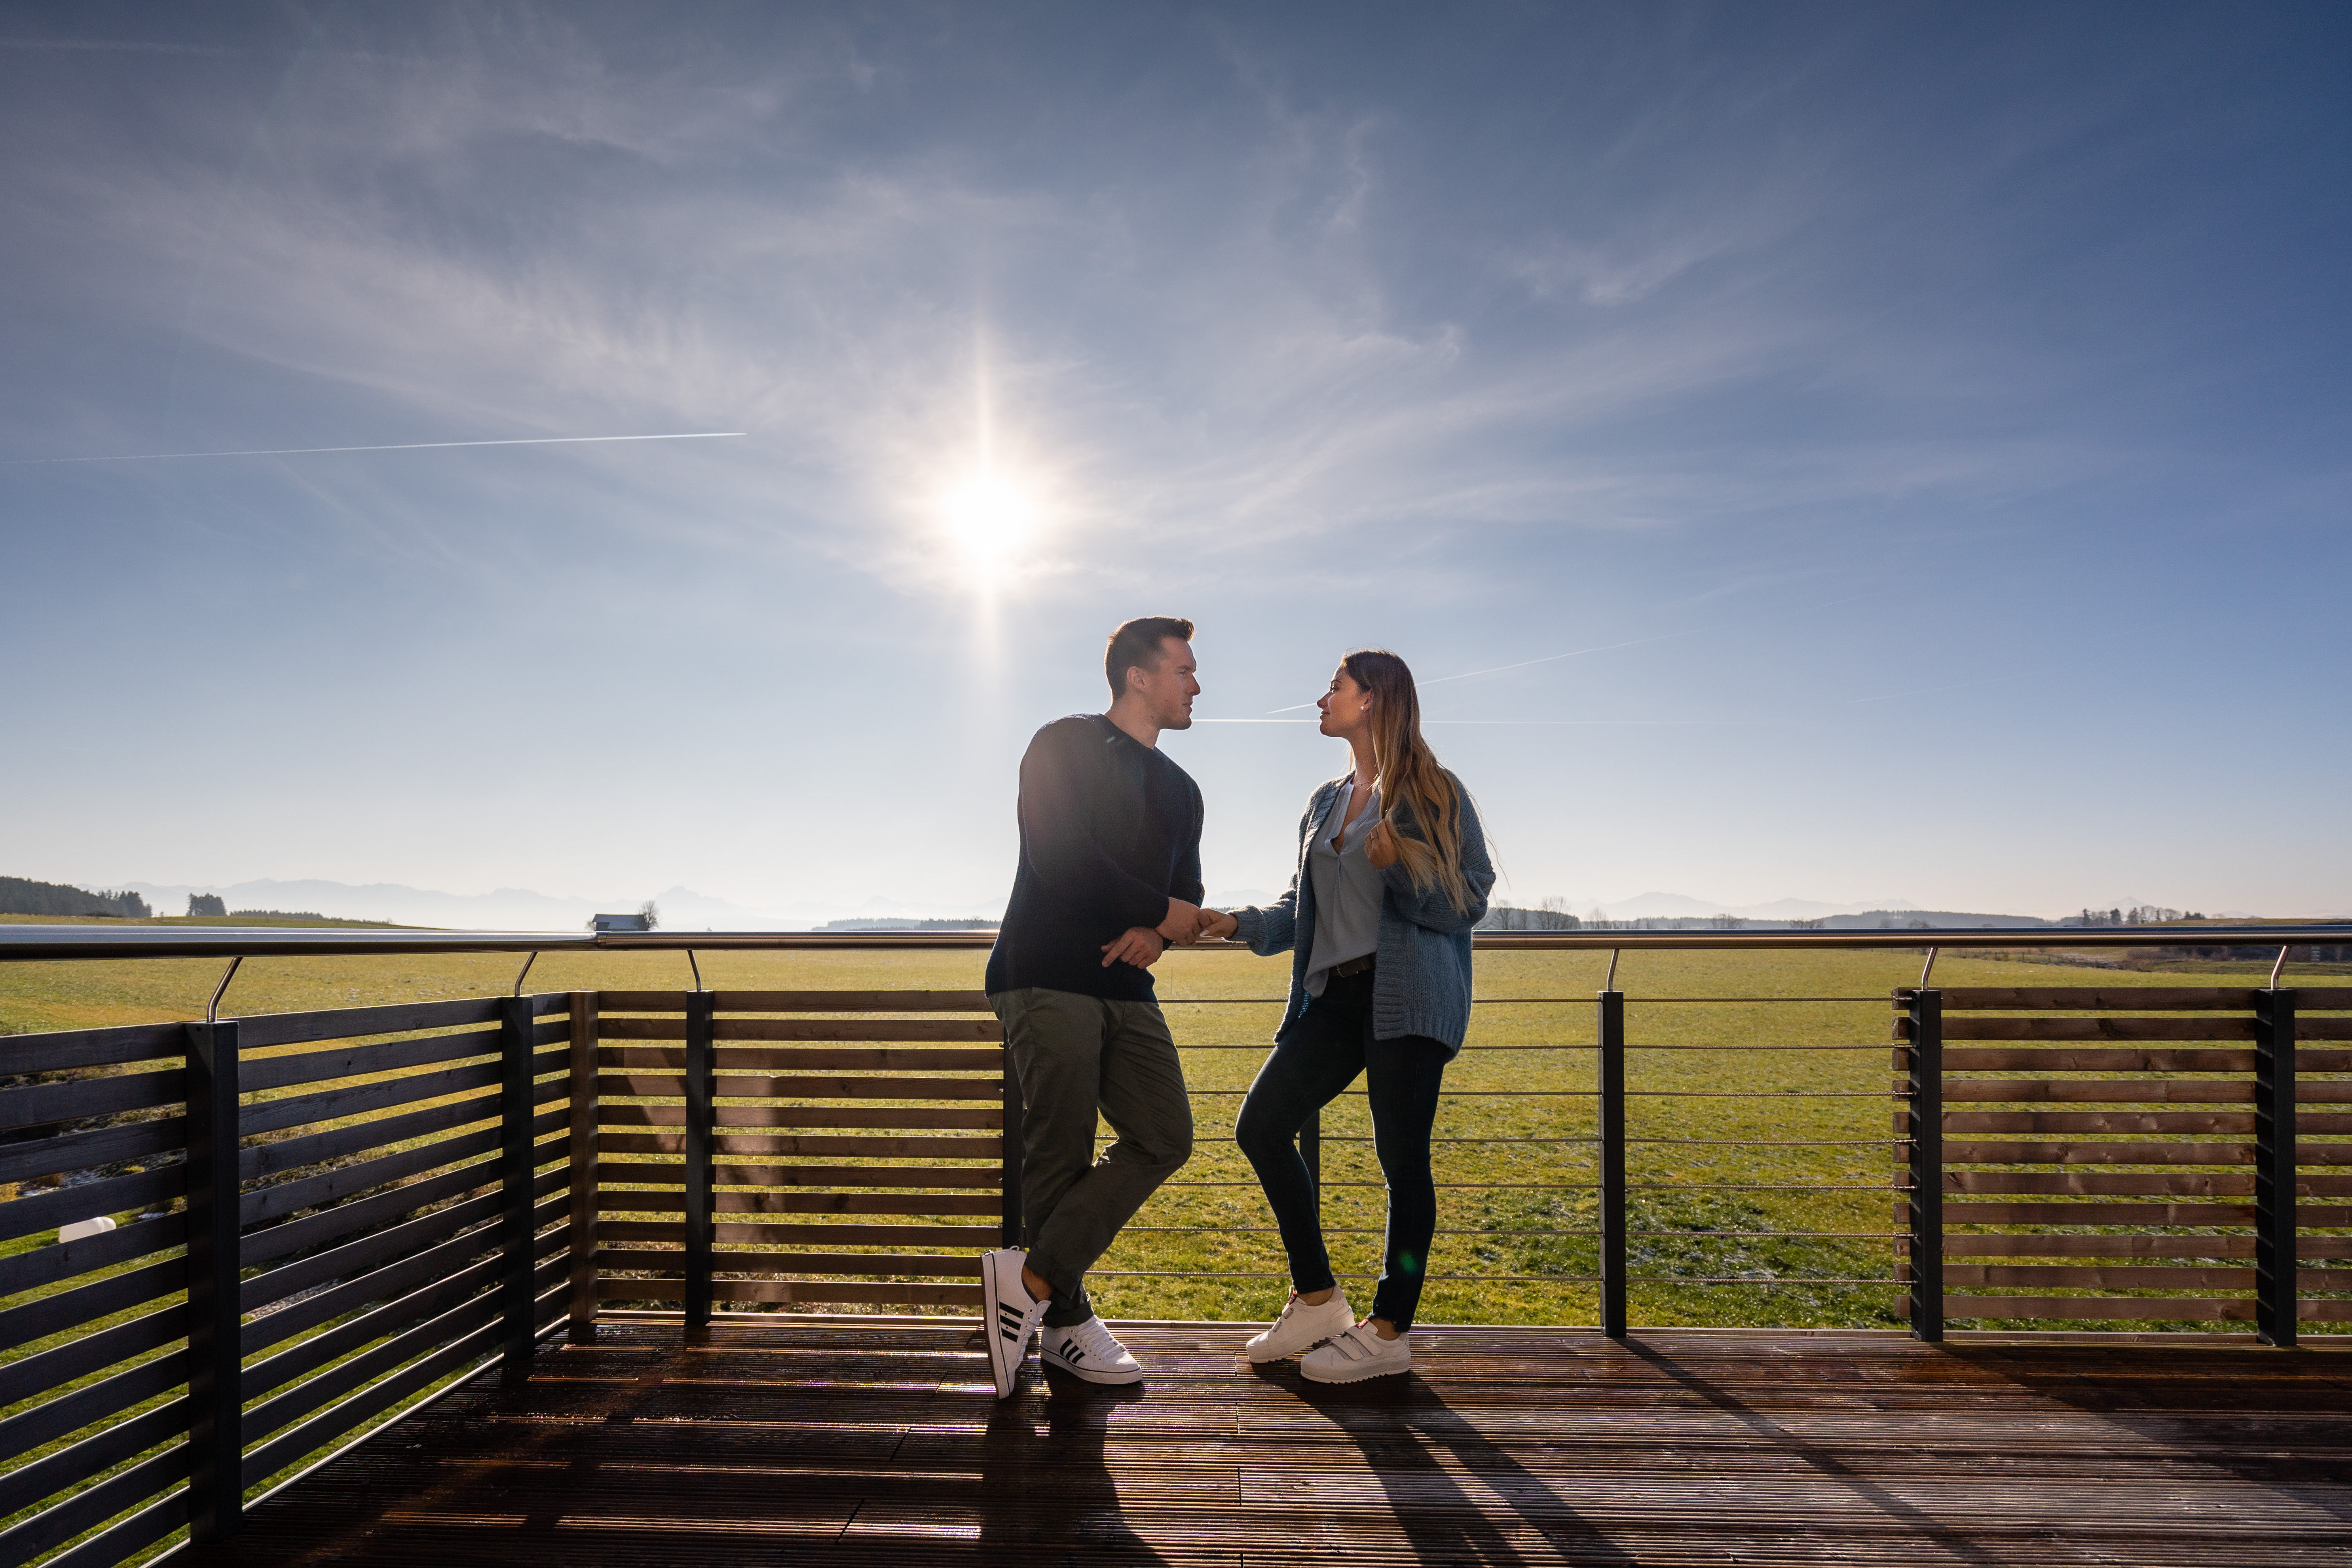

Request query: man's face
[{"left": 1130, "top": 637, "right": 1200, "bottom": 730}]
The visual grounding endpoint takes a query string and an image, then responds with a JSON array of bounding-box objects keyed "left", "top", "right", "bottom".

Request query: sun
[{"left": 940, "top": 471, "right": 1037, "bottom": 562}]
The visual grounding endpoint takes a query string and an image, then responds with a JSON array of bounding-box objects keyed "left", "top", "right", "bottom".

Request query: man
[{"left": 980, "top": 615, "right": 1207, "bottom": 1398}]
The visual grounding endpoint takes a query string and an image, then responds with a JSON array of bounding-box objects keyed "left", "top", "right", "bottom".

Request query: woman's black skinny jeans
[{"left": 1234, "top": 969, "right": 1449, "bottom": 1332}]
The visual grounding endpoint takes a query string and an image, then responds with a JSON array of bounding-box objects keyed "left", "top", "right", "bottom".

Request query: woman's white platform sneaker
[
  {"left": 1245, "top": 1291, "right": 1357, "bottom": 1363},
  {"left": 1299, "top": 1321, "right": 1412, "bottom": 1383}
]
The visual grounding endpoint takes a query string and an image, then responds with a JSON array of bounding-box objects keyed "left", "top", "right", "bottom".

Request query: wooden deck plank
[{"left": 187, "top": 1323, "right": 2352, "bottom": 1567}]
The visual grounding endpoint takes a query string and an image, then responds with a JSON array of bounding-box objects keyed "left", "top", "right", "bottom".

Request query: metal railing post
[
  {"left": 568, "top": 991, "right": 600, "bottom": 1343},
  {"left": 2254, "top": 987, "right": 2299, "bottom": 1348},
  {"left": 683, "top": 991, "right": 716, "bottom": 1329},
  {"left": 1000, "top": 1053, "right": 1025, "bottom": 1248},
  {"left": 182, "top": 1018, "right": 243, "bottom": 1544},
  {"left": 1598, "top": 988, "right": 1626, "bottom": 1338},
  {"left": 498, "top": 996, "right": 539, "bottom": 1375},
  {"left": 1904, "top": 988, "right": 1944, "bottom": 1342}
]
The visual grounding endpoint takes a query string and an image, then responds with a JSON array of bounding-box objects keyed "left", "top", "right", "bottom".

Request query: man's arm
[
  {"left": 1019, "top": 721, "right": 1178, "bottom": 934},
  {"left": 1159, "top": 779, "right": 1208, "bottom": 943}
]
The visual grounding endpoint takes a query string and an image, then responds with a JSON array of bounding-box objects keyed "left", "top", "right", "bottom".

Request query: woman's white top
[{"left": 1304, "top": 778, "right": 1383, "bottom": 996}]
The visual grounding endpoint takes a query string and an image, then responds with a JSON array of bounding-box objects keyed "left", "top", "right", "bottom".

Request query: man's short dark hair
[{"left": 1105, "top": 616, "right": 1195, "bottom": 699}]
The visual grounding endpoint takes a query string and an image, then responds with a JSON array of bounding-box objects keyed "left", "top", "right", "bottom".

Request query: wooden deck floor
[{"left": 190, "top": 1320, "right": 2352, "bottom": 1566}]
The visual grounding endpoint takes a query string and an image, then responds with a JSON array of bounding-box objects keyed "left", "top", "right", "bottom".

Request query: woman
[{"left": 1199, "top": 648, "right": 1492, "bottom": 1382}]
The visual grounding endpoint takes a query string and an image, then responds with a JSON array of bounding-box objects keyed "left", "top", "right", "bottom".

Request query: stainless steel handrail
[{"left": 0, "top": 923, "right": 2343, "bottom": 960}]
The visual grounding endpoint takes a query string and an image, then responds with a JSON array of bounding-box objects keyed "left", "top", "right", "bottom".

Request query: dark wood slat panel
[
  {"left": 1943, "top": 1201, "right": 2257, "bottom": 1224},
  {"left": 0, "top": 1306, "right": 182, "bottom": 1411},
  {"left": 590, "top": 1122, "right": 998, "bottom": 1158},
  {"left": 598, "top": 1220, "right": 995, "bottom": 1246},
  {"left": 242, "top": 1057, "right": 504, "bottom": 1137},
  {"left": 241, "top": 1027, "right": 503, "bottom": 1093},
  {"left": 717, "top": 1019, "right": 1002, "bottom": 1042},
  {"left": 240, "top": 1151, "right": 502, "bottom": 1266},
  {"left": 1946, "top": 1295, "right": 2251, "bottom": 1319},
  {"left": 0, "top": 1166, "right": 179, "bottom": 1245},
  {"left": 598, "top": 1045, "right": 1003, "bottom": 1073},
  {"left": 0, "top": 1401, "right": 187, "bottom": 1544},
  {"left": 596, "top": 1189, "right": 1000, "bottom": 1215},
  {"left": 1929, "top": 1018, "right": 2261, "bottom": 1041},
  {"left": 238, "top": 1263, "right": 564, "bottom": 1482},
  {"left": 1934, "top": 988, "right": 2253, "bottom": 1010},
  {"left": 237, "top": 1089, "right": 503, "bottom": 1181},
  {"left": 1931, "top": 1111, "right": 2259, "bottom": 1135},
  {"left": 0, "top": 1257, "right": 181, "bottom": 1354},
  {"left": 1936, "top": 1048, "right": 2259, "bottom": 1071},
  {"left": 2299, "top": 1017, "right": 2352, "bottom": 1039},
  {"left": 593, "top": 1071, "right": 1003, "bottom": 1107},
  {"left": 0, "top": 1021, "right": 188, "bottom": 1075},
  {"left": 237, "top": 1078, "right": 566, "bottom": 1184},
  {"left": 600, "top": 1277, "right": 981, "bottom": 1306},
  {"left": 2297, "top": 1049, "right": 2352, "bottom": 1069},
  {"left": 1946, "top": 1234, "right": 2262, "bottom": 1258},
  {"left": 0, "top": 1350, "right": 184, "bottom": 1468},
  {"left": 241, "top": 1189, "right": 502, "bottom": 1321},
  {"left": 594, "top": 1154, "right": 1000, "bottom": 1187},
  {"left": 592, "top": 1095, "right": 1000, "bottom": 1130},
  {"left": 0, "top": 1211, "right": 183, "bottom": 1300},
  {"left": 593, "top": 990, "right": 993, "bottom": 1012},
  {"left": 236, "top": 997, "right": 505, "bottom": 1049},
  {"left": 243, "top": 1286, "right": 503, "bottom": 1444},
  {"left": 0, "top": 1068, "right": 183, "bottom": 1133},
  {"left": 241, "top": 1125, "right": 501, "bottom": 1227},
  {"left": 1944, "top": 1172, "right": 2352, "bottom": 1195},
  {"left": 1943, "top": 1171, "right": 2257, "bottom": 1195},
  {"left": 1946, "top": 1140, "right": 2255, "bottom": 1164},
  {"left": 601, "top": 1017, "right": 1002, "bottom": 1042},
  {"left": 1946, "top": 1263, "right": 2253, "bottom": 1289},
  {"left": 1940, "top": 1080, "right": 2259, "bottom": 1103},
  {"left": 717, "top": 990, "right": 994, "bottom": 1012},
  {"left": 0, "top": 1114, "right": 182, "bottom": 1185},
  {"left": 600, "top": 1247, "right": 977, "bottom": 1276}
]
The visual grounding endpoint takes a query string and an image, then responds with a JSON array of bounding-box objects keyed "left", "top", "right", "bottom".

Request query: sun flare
[{"left": 941, "top": 471, "right": 1037, "bottom": 561}]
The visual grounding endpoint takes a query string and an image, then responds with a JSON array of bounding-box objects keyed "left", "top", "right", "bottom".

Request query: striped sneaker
[
  {"left": 1041, "top": 1315, "right": 1144, "bottom": 1384},
  {"left": 980, "top": 1248, "right": 1048, "bottom": 1399}
]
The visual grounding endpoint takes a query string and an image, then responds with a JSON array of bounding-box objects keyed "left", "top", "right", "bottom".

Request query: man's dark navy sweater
[{"left": 984, "top": 714, "right": 1205, "bottom": 1002}]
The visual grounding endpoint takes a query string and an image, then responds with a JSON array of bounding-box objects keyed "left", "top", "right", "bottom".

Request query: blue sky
[{"left": 3, "top": 2, "right": 2347, "bottom": 924}]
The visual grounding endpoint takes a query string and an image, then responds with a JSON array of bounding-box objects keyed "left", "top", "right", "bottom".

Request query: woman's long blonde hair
[{"left": 1343, "top": 648, "right": 1473, "bottom": 913}]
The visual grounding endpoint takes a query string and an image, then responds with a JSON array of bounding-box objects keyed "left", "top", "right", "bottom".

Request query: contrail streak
[
  {"left": 1262, "top": 630, "right": 1702, "bottom": 713},
  {"left": 0, "top": 432, "right": 747, "bottom": 465}
]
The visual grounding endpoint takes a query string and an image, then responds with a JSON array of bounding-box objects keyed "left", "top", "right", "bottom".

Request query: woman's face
[{"left": 1316, "top": 664, "right": 1372, "bottom": 739}]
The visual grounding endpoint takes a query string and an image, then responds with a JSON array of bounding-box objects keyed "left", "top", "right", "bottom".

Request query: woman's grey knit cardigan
[{"left": 1229, "top": 771, "right": 1494, "bottom": 1057}]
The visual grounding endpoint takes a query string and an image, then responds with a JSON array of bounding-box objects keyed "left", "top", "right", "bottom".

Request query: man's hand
[
  {"left": 1101, "top": 927, "right": 1167, "bottom": 969},
  {"left": 1365, "top": 819, "right": 1402, "bottom": 870},
  {"left": 1157, "top": 898, "right": 1204, "bottom": 944},
  {"left": 1197, "top": 910, "right": 1240, "bottom": 942}
]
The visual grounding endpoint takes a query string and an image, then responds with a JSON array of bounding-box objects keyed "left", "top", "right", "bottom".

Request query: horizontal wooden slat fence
[
  {"left": 582, "top": 990, "right": 1010, "bottom": 1321},
  {"left": 0, "top": 995, "right": 573, "bottom": 1568},
  {"left": 1896, "top": 985, "right": 2352, "bottom": 1339}
]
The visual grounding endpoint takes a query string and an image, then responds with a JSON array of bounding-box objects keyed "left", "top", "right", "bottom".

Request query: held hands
[
  {"left": 1197, "top": 909, "right": 1239, "bottom": 942},
  {"left": 1157, "top": 898, "right": 1205, "bottom": 944},
  {"left": 1365, "top": 819, "right": 1401, "bottom": 870},
  {"left": 1104, "top": 898, "right": 1239, "bottom": 968}
]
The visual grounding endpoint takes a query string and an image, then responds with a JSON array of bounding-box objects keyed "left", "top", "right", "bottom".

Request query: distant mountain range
[{"left": 48, "top": 876, "right": 2295, "bottom": 932}]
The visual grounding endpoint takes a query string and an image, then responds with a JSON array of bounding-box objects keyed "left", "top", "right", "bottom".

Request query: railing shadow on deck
[{"left": 0, "top": 923, "right": 2344, "bottom": 1566}]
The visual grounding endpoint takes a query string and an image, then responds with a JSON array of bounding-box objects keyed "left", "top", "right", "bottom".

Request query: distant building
[{"left": 591, "top": 913, "right": 651, "bottom": 932}]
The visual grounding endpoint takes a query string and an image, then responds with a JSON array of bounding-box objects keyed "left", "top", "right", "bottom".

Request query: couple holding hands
[{"left": 980, "top": 616, "right": 1494, "bottom": 1397}]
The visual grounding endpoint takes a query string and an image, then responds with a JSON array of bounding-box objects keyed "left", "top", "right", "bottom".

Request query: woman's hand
[
  {"left": 1100, "top": 927, "right": 1167, "bottom": 969},
  {"left": 1365, "top": 819, "right": 1401, "bottom": 870},
  {"left": 1197, "top": 910, "right": 1240, "bottom": 942}
]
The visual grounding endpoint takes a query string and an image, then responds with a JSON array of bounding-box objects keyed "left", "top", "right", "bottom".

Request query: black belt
[{"left": 1330, "top": 955, "right": 1376, "bottom": 979}]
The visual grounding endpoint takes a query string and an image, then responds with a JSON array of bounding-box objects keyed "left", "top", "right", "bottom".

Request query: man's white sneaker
[
  {"left": 1245, "top": 1290, "right": 1356, "bottom": 1363},
  {"left": 980, "top": 1248, "right": 1049, "bottom": 1399},
  {"left": 1299, "top": 1321, "right": 1412, "bottom": 1384},
  {"left": 1040, "top": 1316, "right": 1145, "bottom": 1384}
]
